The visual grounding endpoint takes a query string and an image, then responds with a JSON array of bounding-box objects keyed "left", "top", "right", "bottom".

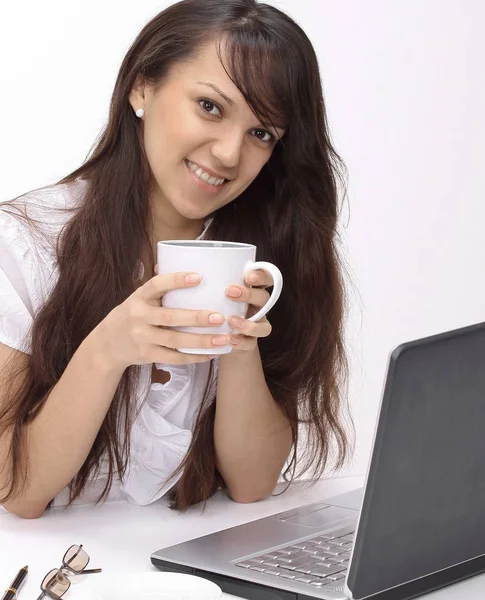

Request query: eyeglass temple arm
[{"left": 83, "top": 567, "right": 103, "bottom": 574}]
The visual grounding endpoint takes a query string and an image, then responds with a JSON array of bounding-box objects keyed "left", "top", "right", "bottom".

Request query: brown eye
[
  {"left": 199, "top": 99, "right": 222, "bottom": 118},
  {"left": 252, "top": 128, "right": 274, "bottom": 143}
]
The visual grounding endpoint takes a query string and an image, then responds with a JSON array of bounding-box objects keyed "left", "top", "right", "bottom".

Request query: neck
[{"left": 149, "top": 189, "right": 204, "bottom": 258}]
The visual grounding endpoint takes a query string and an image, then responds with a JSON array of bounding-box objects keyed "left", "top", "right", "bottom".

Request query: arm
[
  {"left": 214, "top": 345, "right": 293, "bottom": 503},
  {"left": 0, "top": 272, "right": 227, "bottom": 518},
  {"left": 0, "top": 334, "right": 125, "bottom": 519}
]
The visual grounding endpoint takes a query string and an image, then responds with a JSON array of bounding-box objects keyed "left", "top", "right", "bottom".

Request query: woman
[{"left": 0, "top": 0, "right": 350, "bottom": 518}]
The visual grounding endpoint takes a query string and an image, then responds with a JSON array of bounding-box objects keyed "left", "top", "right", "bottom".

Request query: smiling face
[{"left": 129, "top": 39, "right": 286, "bottom": 237}]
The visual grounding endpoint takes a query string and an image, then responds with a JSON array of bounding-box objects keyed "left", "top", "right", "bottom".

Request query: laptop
[{"left": 151, "top": 321, "right": 485, "bottom": 599}]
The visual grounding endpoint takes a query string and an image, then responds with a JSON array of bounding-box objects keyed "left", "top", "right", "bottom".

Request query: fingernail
[
  {"left": 185, "top": 273, "right": 202, "bottom": 284},
  {"left": 229, "top": 316, "right": 244, "bottom": 328},
  {"left": 209, "top": 313, "right": 225, "bottom": 324},
  {"left": 226, "top": 286, "right": 243, "bottom": 298},
  {"left": 246, "top": 272, "right": 259, "bottom": 284},
  {"left": 212, "top": 336, "right": 229, "bottom": 346}
]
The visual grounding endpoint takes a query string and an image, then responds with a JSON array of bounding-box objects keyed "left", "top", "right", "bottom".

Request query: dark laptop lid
[{"left": 347, "top": 321, "right": 485, "bottom": 599}]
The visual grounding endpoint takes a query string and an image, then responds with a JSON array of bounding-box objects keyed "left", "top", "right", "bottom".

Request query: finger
[
  {"left": 154, "top": 263, "right": 159, "bottom": 275},
  {"left": 151, "top": 346, "right": 216, "bottom": 365},
  {"left": 136, "top": 272, "right": 202, "bottom": 302},
  {"left": 228, "top": 316, "right": 272, "bottom": 338},
  {"left": 145, "top": 306, "right": 226, "bottom": 328},
  {"left": 244, "top": 269, "right": 273, "bottom": 288},
  {"left": 152, "top": 328, "right": 231, "bottom": 351},
  {"left": 226, "top": 285, "right": 270, "bottom": 307},
  {"left": 229, "top": 334, "right": 258, "bottom": 352}
]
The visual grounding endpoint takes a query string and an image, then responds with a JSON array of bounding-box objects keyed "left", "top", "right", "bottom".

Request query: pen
[{"left": 1, "top": 565, "right": 28, "bottom": 600}]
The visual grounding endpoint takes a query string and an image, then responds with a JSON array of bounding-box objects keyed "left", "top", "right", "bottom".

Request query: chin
[{"left": 173, "top": 202, "right": 213, "bottom": 222}]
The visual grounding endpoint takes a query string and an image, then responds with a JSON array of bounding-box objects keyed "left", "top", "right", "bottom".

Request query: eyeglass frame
[{"left": 35, "top": 544, "right": 102, "bottom": 600}]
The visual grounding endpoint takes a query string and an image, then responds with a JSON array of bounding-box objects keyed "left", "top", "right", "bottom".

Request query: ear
[{"left": 129, "top": 74, "right": 148, "bottom": 113}]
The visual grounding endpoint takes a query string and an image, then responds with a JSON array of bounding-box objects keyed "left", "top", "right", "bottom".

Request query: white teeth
[{"left": 186, "top": 160, "right": 226, "bottom": 186}]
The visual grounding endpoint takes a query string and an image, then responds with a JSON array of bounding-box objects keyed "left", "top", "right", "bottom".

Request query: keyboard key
[
  {"left": 312, "top": 558, "right": 334, "bottom": 568},
  {"left": 264, "top": 569, "right": 281, "bottom": 576},
  {"left": 295, "top": 565, "right": 313, "bottom": 574},
  {"left": 236, "top": 561, "right": 252, "bottom": 568},
  {"left": 284, "top": 550, "right": 310, "bottom": 561},
  {"left": 339, "top": 535, "right": 355, "bottom": 543},
  {"left": 248, "top": 565, "right": 265, "bottom": 572},
  {"left": 295, "top": 575, "right": 313, "bottom": 583},
  {"left": 277, "top": 556, "right": 293, "bottom": 564},
  {"left": 278, "top": 571, "right": 296, "bottom": 580},
  {"left": 262, "top": 561, "right": 279, "bottom": 568},
  {"left": 285, "top": 558, "right": 315, "bottom": 570},
  {"left": 320, "top": 549, "right": 343, "bottom": 556},
  {"left": 291, "top": 542, "right": 314, "bottom": 550},
  {"left": 309, "top": 564, "right": 346, "bottom": 577},
  {"left": 312, "top": 536, "right": 330, "bottom": 544},
  {"left": 321, "top": 527, "right": 356, "bottom": 540}
]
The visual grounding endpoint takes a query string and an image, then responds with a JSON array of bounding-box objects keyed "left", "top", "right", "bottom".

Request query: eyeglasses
[{"left": 36, "top": 544, "right": 102, "bottom": 600}]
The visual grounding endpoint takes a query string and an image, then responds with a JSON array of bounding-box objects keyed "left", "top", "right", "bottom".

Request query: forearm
[
  {"left": 1, "top": 326, "right": 125, "bottom": 518},
  {"left": 214, "top": 346, "right": 292, "bottom": 503}
]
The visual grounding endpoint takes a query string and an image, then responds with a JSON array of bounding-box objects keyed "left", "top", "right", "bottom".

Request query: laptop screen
[{"left": 347, "top": 321, "right": 485, "bottom": 599}]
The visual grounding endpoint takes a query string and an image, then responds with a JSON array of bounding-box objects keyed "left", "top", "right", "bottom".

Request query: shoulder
[
  {"left": 1, "top": 177, "right": 87, "bottom": 228},
  {"left": 0, "top": 178, "right": 87, "bottom": 262}
]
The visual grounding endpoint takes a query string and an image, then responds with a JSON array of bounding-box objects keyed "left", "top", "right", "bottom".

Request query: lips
[
  {"left": 185, "top": 160, "right": 229, "bottom": 194},
  {"left": 185, "top": 159, "right": 229, "bottom": 182}
]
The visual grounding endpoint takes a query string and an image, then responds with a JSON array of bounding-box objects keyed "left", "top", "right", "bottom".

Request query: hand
[
  {"left": 225, "top": 270, "right": 274, "bottom": 352},
  {"left": 96, "top": 271, "right": 229, "bottom": 370}
]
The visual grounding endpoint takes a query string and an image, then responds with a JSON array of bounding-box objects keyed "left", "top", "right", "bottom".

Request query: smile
[{"left": 185, "top": 160, "right": 226, "bottom": 187}]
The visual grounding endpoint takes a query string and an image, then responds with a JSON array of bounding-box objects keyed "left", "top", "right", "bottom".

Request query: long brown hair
[{"left": 0, "top": 0, "right": 352, "bottom": 511}]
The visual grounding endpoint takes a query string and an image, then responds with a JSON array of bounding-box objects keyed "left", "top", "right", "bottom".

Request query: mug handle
[{"left": 242, "top": 261, "right": 283, "bottom": 322}]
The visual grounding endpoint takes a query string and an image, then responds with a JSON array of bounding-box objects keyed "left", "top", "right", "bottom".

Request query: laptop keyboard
[{"left": 236, "top": 526, "right": 355, "bottom": 588}]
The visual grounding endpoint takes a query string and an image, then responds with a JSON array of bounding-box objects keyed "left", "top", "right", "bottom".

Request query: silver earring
[{"left": 135, "top": 108, "right": 145, "bottom": 118}]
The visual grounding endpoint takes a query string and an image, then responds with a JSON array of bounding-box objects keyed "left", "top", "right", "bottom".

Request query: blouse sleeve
[{"left": 0, "top": 208, "right": 46, "bottom": 354}]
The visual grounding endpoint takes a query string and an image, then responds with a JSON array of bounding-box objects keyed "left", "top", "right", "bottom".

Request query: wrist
[
  {"left": 82, "top": 317, "right": 127, "bottom": 378},
  {"left": 220, "top": 344, "right": 260, "bottom": 365}
]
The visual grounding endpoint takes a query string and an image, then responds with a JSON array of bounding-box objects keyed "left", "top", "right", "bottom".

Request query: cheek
[
  {"left": 143, "top": 107, "right": 192, "bottom": 168},
  {"left": 143, "top": 120, "right": 167, "bottom": 175}
]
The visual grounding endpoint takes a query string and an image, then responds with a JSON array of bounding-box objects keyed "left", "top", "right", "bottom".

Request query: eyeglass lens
[
  {"left": 63, "top": 544, "right": 90, "bottom": 573},
  {"left": 41, "top": 568, "right": 71, "bottom": 598}
]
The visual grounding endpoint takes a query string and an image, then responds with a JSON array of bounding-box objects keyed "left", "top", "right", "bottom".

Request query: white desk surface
[{"left": 1, "top": 474, "right": 484, "bottom": 599}]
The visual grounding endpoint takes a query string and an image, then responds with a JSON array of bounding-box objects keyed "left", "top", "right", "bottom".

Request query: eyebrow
[
  {"left": 197, "top": 81, "right": 235, "bottom": 107},
  {"left": 197, "top": 81, "right": 286, "bottom": 136}
]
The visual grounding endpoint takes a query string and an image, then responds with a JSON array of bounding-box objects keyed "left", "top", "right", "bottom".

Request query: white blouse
[{"left": 0, "top": 179, "right": 218, "bottom": 509}]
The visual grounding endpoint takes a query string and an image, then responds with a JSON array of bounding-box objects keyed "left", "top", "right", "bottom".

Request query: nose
[{"left": 210, "top": 128, "right": 245, "bottom": 171}]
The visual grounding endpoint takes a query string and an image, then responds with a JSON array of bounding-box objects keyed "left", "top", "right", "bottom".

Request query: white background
[{"left": 1, "top": 1, "right": 484, "bottom": 479}]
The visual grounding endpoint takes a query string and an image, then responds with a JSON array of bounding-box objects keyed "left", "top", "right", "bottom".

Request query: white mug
[{"left": 157, "top": 240, "right": 283, "bottom": 355}]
